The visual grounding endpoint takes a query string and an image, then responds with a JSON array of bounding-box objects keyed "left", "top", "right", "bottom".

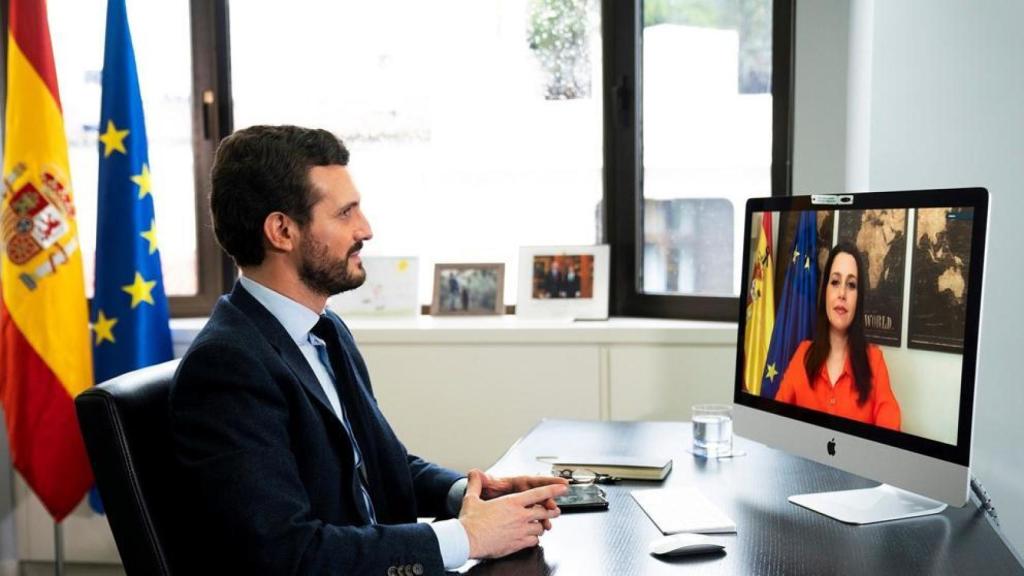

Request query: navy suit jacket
[{"left": 170, "top": 282, "right": 462, "bottom": 574}]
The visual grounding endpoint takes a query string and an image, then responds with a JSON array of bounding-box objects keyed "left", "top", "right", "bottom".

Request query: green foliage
[
  {"left": 528, "top": 0, "right": 593, "bottom": 99},
  {"left": 644, "top": 0, "right": 737, "bottom": 28}
]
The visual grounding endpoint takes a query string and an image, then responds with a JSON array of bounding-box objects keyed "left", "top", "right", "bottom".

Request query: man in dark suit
[
  {"left": 543, "top": 260, "right": 563, "bottom": 298},
  {"left": 170, "top": 125, "right": 567, "bottom": 575}
]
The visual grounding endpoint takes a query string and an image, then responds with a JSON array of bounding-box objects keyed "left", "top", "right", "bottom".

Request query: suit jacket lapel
[
  {"left": 228, "top": 283, "right": 344, "bottom": 428},
  {"left": 227, "top": 283, "right": 378, "bottom": 524}
]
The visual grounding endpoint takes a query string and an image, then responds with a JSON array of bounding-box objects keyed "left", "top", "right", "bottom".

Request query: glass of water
[{"left": 692, "top": 404, "right": 733, "bottom": 458}]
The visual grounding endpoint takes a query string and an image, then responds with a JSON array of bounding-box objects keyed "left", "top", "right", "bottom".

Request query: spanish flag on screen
[
  {"left": 1, "top": 0, "right": 94, "bottom": 520},
  {"left": 743, "top": 213, "right": 775, "bottom": 395}
]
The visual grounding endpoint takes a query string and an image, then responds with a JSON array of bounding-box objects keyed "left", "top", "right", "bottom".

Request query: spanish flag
[
  {"left": 743, "top": 212, "right": 775, "bottom": 395},
  {"left": 1, "top": 0, "right": 94, "bottom": 520}
]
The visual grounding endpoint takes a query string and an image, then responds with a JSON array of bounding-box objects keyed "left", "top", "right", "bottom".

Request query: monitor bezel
[{"left": 733, "top": 187, "right": 988, "bottom": 467}]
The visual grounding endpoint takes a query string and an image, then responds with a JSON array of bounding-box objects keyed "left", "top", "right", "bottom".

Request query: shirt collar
[
  {"left": 238, "top": 276, "right": 322, "bottom": 345},
  {"left": 840, "top": 353, "right": 853, "bottom": 379},
  {"left": 816, "top": 351, "right": 853, "bottom": 383}
]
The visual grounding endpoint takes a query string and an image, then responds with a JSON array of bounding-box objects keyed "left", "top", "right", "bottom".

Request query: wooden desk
[{"left": 460, "top": 419, "right": 1022, "bottom": 575}]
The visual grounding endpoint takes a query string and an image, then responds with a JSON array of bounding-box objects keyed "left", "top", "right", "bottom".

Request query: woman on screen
[{"left": 775, "top": 243, "right": 901, "bottom": 430}]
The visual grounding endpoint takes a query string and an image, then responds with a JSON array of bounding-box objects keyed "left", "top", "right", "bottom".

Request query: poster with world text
[{"left": 837, "top": 209, "right": 908, "bottom": 347}]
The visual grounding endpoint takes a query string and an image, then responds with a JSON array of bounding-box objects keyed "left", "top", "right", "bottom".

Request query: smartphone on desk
[{"left": 554, "top": 484, "right": 609, "bottom": 512}]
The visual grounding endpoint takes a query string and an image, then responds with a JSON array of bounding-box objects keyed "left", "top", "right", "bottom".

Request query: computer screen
[{"left": 732, "top": 188, "right": 988, "bottom": 521}]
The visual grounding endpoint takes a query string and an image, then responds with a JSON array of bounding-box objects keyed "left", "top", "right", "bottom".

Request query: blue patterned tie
[{"left": 311, "top": 316, "right": 378, "bottom": 524}]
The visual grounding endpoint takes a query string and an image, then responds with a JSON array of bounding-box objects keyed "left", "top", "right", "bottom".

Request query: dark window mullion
[
  {"left": 772, "top": 0, "right": 796, "bottom": 199},
  {"left": 169, "top": 0, "right": 235, "bottom": 317},
  {"left": 602, "top": 0, "right": 641, "bottom": 317}
]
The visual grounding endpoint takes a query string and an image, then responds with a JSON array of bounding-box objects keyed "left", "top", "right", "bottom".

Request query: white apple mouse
[{"left": 648, "top": 533, "right": 725, "bottom": 557}]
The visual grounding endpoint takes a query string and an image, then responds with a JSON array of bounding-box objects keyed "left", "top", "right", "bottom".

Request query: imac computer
[{"left": 733, "top": 188, "right": 988, "bottom": 524}]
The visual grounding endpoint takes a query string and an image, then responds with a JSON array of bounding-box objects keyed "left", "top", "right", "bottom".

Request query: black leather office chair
[{"left": 75, "top": 359, "right": 185, "bottom": 576}]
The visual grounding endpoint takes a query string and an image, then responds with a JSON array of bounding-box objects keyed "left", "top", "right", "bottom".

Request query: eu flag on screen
[{"left": 760, "top": 211, "right": 818, "bottom": 399}]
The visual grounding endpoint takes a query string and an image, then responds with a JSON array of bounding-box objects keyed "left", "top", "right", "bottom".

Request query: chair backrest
[{"left": 75, "top": 359, "right": 184, "bottom": 576}]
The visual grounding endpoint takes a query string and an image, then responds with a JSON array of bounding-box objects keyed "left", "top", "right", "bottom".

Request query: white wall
[
  {"left": 885, "top": 346, "right": 960, "bottom": 445},
  {"left": 869, "top": 0, "right": 1024, "bottom": 557},
  {"left": 794, "top": 0, "right": 1024, "bottom": 557},
  {"left": 791, "top": 0, "right": 850, "bottom": 194}
]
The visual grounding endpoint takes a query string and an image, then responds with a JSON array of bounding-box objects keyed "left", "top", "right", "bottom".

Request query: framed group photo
[
  {"left": 516, "top": 245, "right": 610, "bottom": 320},
  {"left": 430, "top": 263, "right": 505, "bottom": 316}
]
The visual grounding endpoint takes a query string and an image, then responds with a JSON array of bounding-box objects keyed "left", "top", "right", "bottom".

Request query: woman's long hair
[{"left": 804, "top": 242, "right": 873, "bottom": 405}]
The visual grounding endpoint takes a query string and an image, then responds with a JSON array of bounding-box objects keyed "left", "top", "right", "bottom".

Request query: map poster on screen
[
  {"left": 909, "top": 207, "right": 974, "bottom": 353},
  {"left": 836, "top": 209, "right": 908, "bottom": 347}
]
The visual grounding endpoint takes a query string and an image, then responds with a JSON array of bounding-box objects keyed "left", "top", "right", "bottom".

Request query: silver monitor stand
[{"left": 789, "top": 484, "right": 947, "bottom": 524}]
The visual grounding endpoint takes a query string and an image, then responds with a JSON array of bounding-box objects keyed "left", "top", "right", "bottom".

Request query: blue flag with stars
[
  {"left": 760, "top": 211, "right": 819, "bottom": 400},
  {"left": 93, "top": 0, "right": 172, "bottom": 380},
  {"left": 91, "top": 0, "right": 173, "bottom": 486}
]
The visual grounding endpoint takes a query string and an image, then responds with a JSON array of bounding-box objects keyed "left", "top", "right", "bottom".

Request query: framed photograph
[
  {"left": 516, "top": 245, "right": 610, "bottom": 320},
  {"left": 327, "top": 256, "right": 419, "bottom": 317},
  {"left": 431, "top": 263, "right": 505, "bottom": 316}
]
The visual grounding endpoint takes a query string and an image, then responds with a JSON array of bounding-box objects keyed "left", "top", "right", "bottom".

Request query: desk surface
[{"left": 462, "top": 419, "right": 1022, "bottom": 575}]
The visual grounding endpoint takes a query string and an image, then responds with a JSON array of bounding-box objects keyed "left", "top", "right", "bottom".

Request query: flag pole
[{"left": 53, "top": 521, "right": 65, "bottom": 576}]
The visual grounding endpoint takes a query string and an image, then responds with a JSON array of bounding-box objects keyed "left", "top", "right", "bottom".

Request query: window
[
  {"left": 4, "top": 0, "right": 792, "bottom": 319},
  {"left": 229, "top": 0, "right": 604, "bottom": 306},
  {"left": 604, "top": 0, "right": 794, "bottom": 320},
  {"left": 2, "top": 0, "right": 231, "bottom": 317},
  {"left": 49, "top": 0, "right": 196, "bottom": 296}
]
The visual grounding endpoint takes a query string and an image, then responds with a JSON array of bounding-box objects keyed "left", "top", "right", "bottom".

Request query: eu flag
[
  {"left": 91, "top": 1, "right": 173, "bottom": 394},
  {"left": 90, "top": 0, "right": 174, "bottom": 511},
  {"left": 760, "top": 211, "right": 818, "bottom": 399}
]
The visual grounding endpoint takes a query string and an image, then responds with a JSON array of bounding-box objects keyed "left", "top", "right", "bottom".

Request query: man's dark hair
[{"left": 210, "top": 125, "right": 350, "bottom": 267}]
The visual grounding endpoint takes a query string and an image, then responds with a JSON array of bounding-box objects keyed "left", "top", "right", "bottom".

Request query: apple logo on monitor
[{"left": 827, "top": 438, "right": 836, "bottom": 457}]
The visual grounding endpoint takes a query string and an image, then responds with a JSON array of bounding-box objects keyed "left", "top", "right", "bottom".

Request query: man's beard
[{"left": 298, "top": 236, "right": 366, "bottom": 296}]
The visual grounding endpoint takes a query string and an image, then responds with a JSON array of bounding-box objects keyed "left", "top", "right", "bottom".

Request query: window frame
[
  {"left": 181, "top": 0, "right": 236, "bottom": 316},
  {"left": 5, "top": 0, "right": 793, "bottom": 320},
  {"left": 0, "top": 0, "right": 235, "bottom": 318},
  {"left": 602, "top": 0, "right": 795, "bottom": 321}
]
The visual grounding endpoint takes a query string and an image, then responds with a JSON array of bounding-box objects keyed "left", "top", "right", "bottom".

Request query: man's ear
[{"left": 263, "top": 212, "right": 298, "bottom": 253}]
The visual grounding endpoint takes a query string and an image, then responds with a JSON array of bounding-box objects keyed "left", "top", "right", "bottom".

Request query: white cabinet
[{"left": 354, "top": 317, "right": 737, "bottom": 472}]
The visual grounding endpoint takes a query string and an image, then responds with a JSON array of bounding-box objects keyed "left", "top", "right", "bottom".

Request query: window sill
[{"left": 171, "top": 316, "right": 737, "bottom": 348}]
